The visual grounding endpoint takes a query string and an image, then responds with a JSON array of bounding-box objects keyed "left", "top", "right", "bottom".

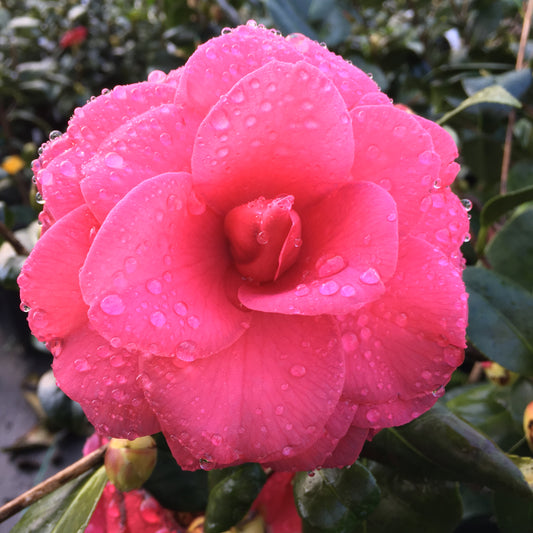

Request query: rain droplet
[
  {"left": 159, "top": 132, "right": 172, "bottom": 146},
  {"left": 275, "top": 405, "right": 284, "bottom": 415},
  {"left": 461, "top": 198, "right": 472, "bottom": 211},
  {"left": 187, "top": 315, "right": 200, "bottom": 329},
  {"left": 211, "top": 434, "right": 222, "bottom": 446},
  {"left": 49, "top": 130, "right": 62, "bottom": 141},
  {"left": 395, "top": 313, "right": 408, "bottom": 327},
  {"left": 124, "top": 257, "right": 137, "bottom": 273},
  {"left": 316, "top": 255, "right": 346, "bottom": 278},
  {"left": 256, "top": 231, "right": 269, "bottom": 244},
  {"left": 150, "top": 311, "right": 166, "bottom": 328},
  {"left": 104, "top": 152, "right": 124, "bottom": 169},
  {"left": 359, "top": 268, "right": 380, "bottom": 285},
  {"left": 294, "top": 283, "right": 310, "bottom": 296},
  {"left": 173, "top": 302, "right": 188, "bottom": 316},
  {"left": 146, "top": 279, "right": 162, "bottom": 295},
  {"left": 341, "top": 332, "right": 359, "bottom": 352},
  {"left": 282, "top": 446, "right": 293, "bottom": 457},
  {"left": 211, "top": 109, "right": 230, "bottom": 131},
  {"left": 367, "top": 145, "right": 380, "bottom": 159},
  {"left": 74, "top": 359, "right": 90, "bottom": 372},
  {"left": 100, "top": 294, "right": 125, "bottom": 315},
  {"left": 366, "top": 409, "right": 380, "bottom": 424},
  {"left": 341, "top": 284, "right": 356, "bottom": 297},
  {"left": 35, "top": 192, "right": 45, "bottom": 204},
  {"left": 290, "top": 365, "right": 306, "bottom": 377},
  {"left": 319, "top": 280, "right": 339, "bottom": 296},
  {"left": 110, "top": 354, "right": 125, "bottom": 368},
  {"left": 59, "top": 160, "right": 76, "bottom": 177}
]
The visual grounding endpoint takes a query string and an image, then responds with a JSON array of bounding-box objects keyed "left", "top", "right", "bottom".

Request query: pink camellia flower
[
  {"left": 19, "top": 21, "right": 468, "bottom": 472},
  {"left": 59, "top": 26, "right": 88, "bottom": 49}
]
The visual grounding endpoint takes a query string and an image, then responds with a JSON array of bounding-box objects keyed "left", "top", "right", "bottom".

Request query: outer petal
[
  {"left": 81, "top": 104, "right": 198, "bottom": 222},
  {"left": 176, "top": 22, "right": 303, "bottom": 117},
  {"left": 67, "top": 82, "right": 177, "bottom": 152},
  {"left": 321, "top": 425, "right": 370, "bottom": 469},
  {"left": 18, "top": 205, "right": 98, "bottom": 342},
  {"left": 411, "top": 187, "right": 470, "bottom": 268},
  {"left": 140, "top": 313, "right": 345, "bottom": 470},
  {"left": 340, "top": 236, "right": 466, "bottom": 427},
  {"left": 265, "top": 398, "right": 356, "bottom": 471},
  {"left": 350, "top": 105, "right": 441, "bottom": 236},
  {"left": 80, "top": 172, "right": 249, "bottom": 360},
  {"left": 53, "top": 323, "right": 160, "bottom": 438},
  {"left": 415, "top": 115, "right": 460, "bottom": 187},
  {"left": 239, "top": 182, "right": 398, "bottom": 316},
  {"left": 285, "top": 32, "right": 380, "bottom": 109},
  {"left": 192, "top": 60, "right": 354, "bottom": 213}
]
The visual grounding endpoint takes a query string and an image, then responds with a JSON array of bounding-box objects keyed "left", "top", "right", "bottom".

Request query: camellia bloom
[{"left": 19, "top": 22, "right": 469, "bottom": 472}]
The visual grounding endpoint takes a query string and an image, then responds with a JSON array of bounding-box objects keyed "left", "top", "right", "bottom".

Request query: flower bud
[
  {"left": 481, "top": 361, "right": 518, "bottom": 387},
  {"left": 104, "top": 435, "right": 157, "bottom": 491},
  {"left": 523, "top": 402, "right": 533, "bottom": 453}
]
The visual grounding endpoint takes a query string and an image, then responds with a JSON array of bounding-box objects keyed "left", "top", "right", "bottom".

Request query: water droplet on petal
[
  {"left": 282, "top": 446, "right": 293, "bottom": 457},
  {"left": 100, "top": 294, "right": 125, "bottom": 315},
  {"left": 290, "top": 365, "right": 306, "bottom": 377},
  {"left": 74, "top": 359, "right": 90, "bottom": 372},
  {"left": 316, "top": 255, "right": 346, "bottom": 278},
  {"left": 461, "top": 198, "right": 472, "bottom": 211},
  {"left": 211, "top": 109, "right": 230, "bottom": 131},
  {"left": 340, "top": 284, "right": 356, "bottom": 297},
  {"left": 187, "top": 315, "right": 200, "bottom": 329},
  {"left": 359, "top": 268, "right": 380, "bottom": 285},
  {"left": 366, "top": 409, "right": 380, "bottom": 424},
  {"left": 146, "top": 279, "right": 162, "bottom": 295},
  {"left": 211, "top": 434, "right": 222, "bottom": 446},
  {"left": 341, "top": 332, "right": 359, "bottom": 352},
  {"left": 173, "top": 302, "right": 188, "bottom": 316},
  {"left": 104, "top": 152, "right": 124, "bottom": 169},
  {"left": 294, "top": 283, "right": 310, "bottom": 296},
  {"left": 319, "top": 280, "right": 339, "bottom": 296},
  {"left": 150, "top": 311, "right": 166, "bottom": 328}
]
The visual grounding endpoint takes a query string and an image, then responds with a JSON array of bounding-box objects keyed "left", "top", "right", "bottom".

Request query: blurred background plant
[{"left": 2, "top": 1, "right": 533, "bottom": 532}]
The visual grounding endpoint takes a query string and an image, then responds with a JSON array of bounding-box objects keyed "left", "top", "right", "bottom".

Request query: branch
[
  {"left": 0, "top": 221, "right": 30, "bottom": 256},
  {"left": 0, "top": 443, "right": 108, "bottom": 523}
]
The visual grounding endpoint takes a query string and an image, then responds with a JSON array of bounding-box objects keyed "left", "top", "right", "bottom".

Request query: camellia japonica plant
[{"left": 18, "top": 21, "right": 468, "bottom": 474}]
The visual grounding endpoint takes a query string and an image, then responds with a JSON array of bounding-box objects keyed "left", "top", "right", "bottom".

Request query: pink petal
[
  {"left": 80, "top": 172, "right": 249, "bottom": 360},
  {"left": 265, "top": 398, "right": 356, "bottom": 471},
  {"left": 238, "top": 182, "right": 398, "bottom": 316},
  {"left": 339, "top": 236, "right": 466, "bottom": 427},
  {"left": 285, "top": 32, "right": 380, "bottom": 109},
  {"left": 67, "top": 82, "right": 177, "bottom": 152},
  {"left": 35, "top": 146, "right": 87, "bottom": 221},
  {"left": 18, "top": 205, "right": 98, "bottom": 342},
  {"left": 415, "top": 115, "right": 460, "bottom": 187},
  {"left": 176, "top": 23, "right": 303, "bottom": 118},
  {"left": 322, "top": 425, "right": 370, "bottom": 469},
  {"left": 53, "top": 323, "right": 160, "bottom": 438},
  {"left": 140, "top": 313, "right": 345, "bottom": 470},
  {"left": 350, "top": 105, "right": 441, "bottom": 236},
  {"left": 80, "top": 104, "right": 198, "bottom": 222},
  {"left": 192, "top": 60, "right": 353, "bottom": 213},
  {"left": 411, "top": 187, "right": 470, "bottom": 268}
]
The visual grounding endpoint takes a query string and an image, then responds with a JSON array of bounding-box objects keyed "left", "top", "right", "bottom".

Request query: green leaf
[
  {"left": 464, "top": 267, "right": 533, "bottom": 375},
  {"left": 363, "top": 402, "right": 531, "bottom": 498},
  {"left": 476, "top": 189, "right": 533, "bottom": 256},
  {"left": 204, "top": 464, "right": 267, "bottom": 533},
  {"left": 263, "top": 0, "right": 318, "bottom": 40},
  {"left": 11, "top": 466, "right": 107, "bottom": 533},
  {"left": 484, "top": 207, "right": 533, "bottom": 289},
  {"left": 437, "top": 85, "right": 521, "bottom": 125},
  {"left": 144, "top": 433, "right": 208, "bottom": 511},
  {"left": 362, "top": 462, "right": 462, "bottom": 533},
  {"left": 293, "top": 463, "right": 380, "bottom": 533}
]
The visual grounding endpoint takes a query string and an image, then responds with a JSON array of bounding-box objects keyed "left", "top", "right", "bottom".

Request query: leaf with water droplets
[
  {"left": 363, "top": 402, "right": 531, "bottom": 498},
  {"left": 11, "top": 466, "right": 107, "bottom": 533},
  {"left": 293, "top": 463, "right": 380, "bottom": 533},
  {"left": 204, "top": 464, "right": 267, "bottom": 533},
  {"left": 437, "top": 85, "right": 521, "bottom": 125}
]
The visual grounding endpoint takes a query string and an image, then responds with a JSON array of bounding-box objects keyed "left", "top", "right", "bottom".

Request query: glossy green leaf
[
  {"left": 437, "top": 85, "right": 521, "bottom": 125},
  {"left": 445, "top": 383, "right": 521, "bottom": 450},
  {"left": 293, "top": 463, "right": 380, "bottom": 533},
  {"left": 464, "top": 266, "right": 533, "bottom": 375},
  {"left": 363, "top": 402, "right": 531, "bottom": 498},
  {"left": 263, "top": 0, "right": 318, "bottom": 40},
  {"left": 204, "top": 464, "right": 267, "bottom": 533},
  {"left": 476, "top": 190, "right": 533, "bottom": 256},
  {"left": 11, "top": 466, "right": 107, "bottom": 533},
  {"left": 484, "top": 207, "right": 533, "bottom": 289},
  {"left": 144, "top": 433, "right": 208, "bottom": 512},
  {"left": 361, "top": 462, "right": 462, "bottom": 533}
]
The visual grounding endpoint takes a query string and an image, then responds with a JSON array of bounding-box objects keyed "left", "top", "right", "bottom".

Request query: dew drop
[
  {"left": 49, "top": 130, "right": 62, "bottom": 141},
  {"left": 148, "top": 70, "right": 166, "bottom": 82},
  {"left": 319, "top": 280, "right": 339, "bottom": 296},
  {"left": 159, "top": 132, "right": 172, "bottom": 146},
  {"left": 387, "top": 212, "right": 397, "bottom": 222},
  {"left": 150, "top": 311, "right": 166, "bottom": 328},
  {"left": 110, "top": 354, "right": 125, "bottom": 368},
  {"left": 211, "top": 110, "right": 230, "bottom": 131},
  {"left": 422, "top": 370, "right": 432, "bottom": 381},
  {"left": 294, "top": 283, "right": 310, "bottom": 296},
  {"left": 187, "top": 315, "right": 200, "bottom": 329},
  {"left": 461, "top": 198, "right": 472, "bottom": 211},
  {"left": 367, "top": 145, "right": 380, "bottom": 159},
  {"left": 35, "top": 191, "right": 45, "bottom": 204},
  {"left": 395, "top": 312, "right": 408, "bottom": 327},
  {"left": 341, "top": 332, "right": 359, "bottom": 352},
  {"left": 100, "top": 294, "right": 125, "bottom": 315},
  {"left": 173, "top": 302, "right": 188, "bottom": 316},
  {"left": 282, "top": 446, "right": 293, "bottom": 457},
  {"left": 366, "top": 409, "right": 380, "bottom": 424},
  {"left": 124, "top": 257, "right": 137, "bottom": 273},
  {"left": 59, "top": 160, "right": 76, "bottom": 177},
  {"left": 74, "top": 359, "right": 90, "bottom": 372},
  {"left": 359, "top": 268, "right": 380, "bottom": 285},
  {"left": 316, "top": 255, "right": 346, "bottom": 278},
  {"left": 290, "top": 365, "right": 306, "bottom": 377},
  {"left": 146, "top": 279, "right": 162, "bottom": 295},
  {"left": 104, "top": 152, "right": 124, "bottom": 169},
  {"left": 110, "top": 337, "right": 122, "bottom": 348},
  {"left": 275, "top": 405, "right": 285, "bottom": 415},
  {"left": 211, "top": 434, "right": 222, "bottom": 446}
]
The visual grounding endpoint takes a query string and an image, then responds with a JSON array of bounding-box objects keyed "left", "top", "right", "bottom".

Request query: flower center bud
[{"left": 224, "top": 195, "right": 302, "bottom": 282}]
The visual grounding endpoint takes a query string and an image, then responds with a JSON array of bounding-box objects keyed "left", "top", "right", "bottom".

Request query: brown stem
[
  {"left": 0, "top": 443, "right": 108, "bottom": 523},
  {"left": 500, "top": 0, "right": 533, "bottom": 195},
  {"left": 0, "top": 221, "right": 30, "bottom": 256}
]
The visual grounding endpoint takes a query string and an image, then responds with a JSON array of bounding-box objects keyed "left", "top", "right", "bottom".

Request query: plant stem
[
  {"left": 0, "top": 443, "right": 108, "bottom": 523},
  {"left": 500, "top": 0, "right": 533, "bottom": 195},
  {"left": 0, "top": 221, "right": 30, "bottom": 256}
]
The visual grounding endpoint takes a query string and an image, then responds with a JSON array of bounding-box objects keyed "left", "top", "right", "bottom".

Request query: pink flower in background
[
  {"left": 59, "top": 26, "right": 88, "bottom": 49},
  {"left": 19, "top": 22, "right": 468, "bottom": 472}
]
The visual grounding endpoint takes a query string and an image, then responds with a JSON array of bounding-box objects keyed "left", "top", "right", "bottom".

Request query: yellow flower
[{"left": 2, "top": 155, "right": 25, "bottom": 175}]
